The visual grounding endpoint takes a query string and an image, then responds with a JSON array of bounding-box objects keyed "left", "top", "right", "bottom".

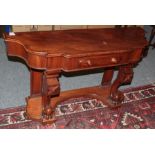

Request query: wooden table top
[{"left": 4, "top": 27, "right": 147, "bottom": 56}]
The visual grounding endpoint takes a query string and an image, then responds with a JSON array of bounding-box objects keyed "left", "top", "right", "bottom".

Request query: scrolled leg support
[
  {"left": 42, "top": 72, "right": 60, "bottom": 124},
  {"left": 109, "top": 65, "right": 133, "bottom": 107}
]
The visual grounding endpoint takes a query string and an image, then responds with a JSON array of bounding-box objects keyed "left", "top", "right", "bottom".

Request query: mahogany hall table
[{"left": 4, "top": 27, "right": 147, "bottom": 124}]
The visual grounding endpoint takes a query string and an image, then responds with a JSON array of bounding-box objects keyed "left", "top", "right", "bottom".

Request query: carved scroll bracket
[
  {"left": 42, "top": 71, "right": 60, "bottom": 123},
  {"left": 109, "top": 64, "right": 133, "bottom": 107}
]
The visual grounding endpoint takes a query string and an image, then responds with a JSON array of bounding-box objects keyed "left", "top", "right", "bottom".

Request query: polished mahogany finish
[{"left": 3, "top": 27, "right": 147, "bottom": 124}]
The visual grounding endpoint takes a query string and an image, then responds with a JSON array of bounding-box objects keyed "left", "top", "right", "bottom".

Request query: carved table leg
[
  {"left": 108, "top": 65, "right": 133, "bottom": 107},
  {"left": 30, "top": 69, "right": 43, "bottom": 96},
  {"left": 42, "top": 71, "right": 60, "bottom": 124},
  {"left": 101, "top": 68, "right": 114, "bottom": 86},
  {"left": 25, "top": 69, "right": 43, "bottom": 120}
]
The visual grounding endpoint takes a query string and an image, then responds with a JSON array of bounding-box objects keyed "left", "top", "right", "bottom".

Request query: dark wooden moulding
[{"left": 3, "top": 27, "right": 147, "bottom": 124}]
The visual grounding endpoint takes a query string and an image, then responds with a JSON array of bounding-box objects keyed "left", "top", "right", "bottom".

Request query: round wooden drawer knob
[
  {"left": 87, "top": 60, "right": 92, "bottom": 66},
  {"left": 79, "top": 59, "right": 92, "bottom": 67},
  {"left": 111, "top": 57, "right": 117, "bottom": 63}
]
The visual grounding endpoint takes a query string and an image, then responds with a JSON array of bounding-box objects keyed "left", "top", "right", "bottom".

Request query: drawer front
[{"left": 62, "top": 51, "right": 140, "bottom": 71}]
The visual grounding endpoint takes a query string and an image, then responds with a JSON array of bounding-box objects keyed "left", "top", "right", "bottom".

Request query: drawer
[
  {"left": 78, "top": 56, "right": 120, "bottom": 68},
  {"left": 47, "top": 49, "right": 142, "bottom": 72},
  {"left": 63, "top": 53, "right": 130, "bottom": 71}
]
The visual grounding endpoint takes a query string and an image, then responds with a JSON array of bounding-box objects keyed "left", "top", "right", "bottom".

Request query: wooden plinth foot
[
  {"left": 26, "top": 96, "right": 42, "bottom": 120},
  {"left": 25, "top": 85, "right": 126, "bottom": 124},
  {"left": 26, "top": 96, "right": 57, "bottom": 124},
  {"left": 108, "top": 90, "right": 124, "bottom": 108}
]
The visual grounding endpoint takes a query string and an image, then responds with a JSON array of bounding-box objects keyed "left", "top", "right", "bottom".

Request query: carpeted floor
[{"left": 0, "top": 84, "right": 155, "bottom": 129}]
